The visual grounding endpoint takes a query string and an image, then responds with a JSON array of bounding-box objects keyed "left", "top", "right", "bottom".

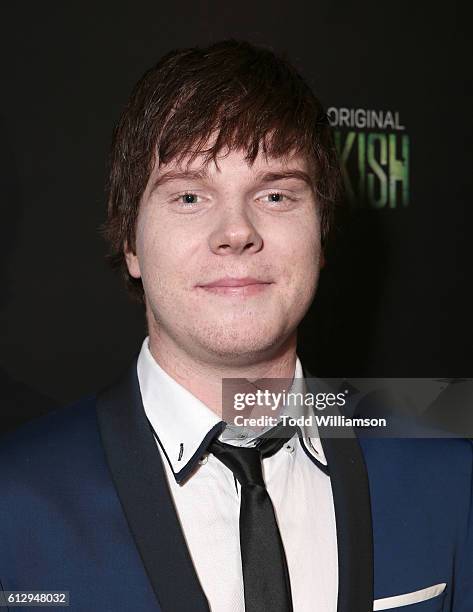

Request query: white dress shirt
[{"left": 137, "top": 337, "right": 338, "bottom": 612}]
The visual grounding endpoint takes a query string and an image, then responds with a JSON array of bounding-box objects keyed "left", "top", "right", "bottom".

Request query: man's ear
[{"left": 124, "top": 241, "right": 141, "bottom": 279}]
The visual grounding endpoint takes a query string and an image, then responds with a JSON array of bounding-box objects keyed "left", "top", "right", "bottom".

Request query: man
[{"left": 0, "top": 40, "right": 471, "bottom": 612}]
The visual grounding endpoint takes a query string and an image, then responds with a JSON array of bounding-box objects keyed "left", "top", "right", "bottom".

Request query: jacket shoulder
[
  {"left": 359, "top": 436, "right": 473, "bottom": 477},
  {"left": 0, "top": 396, "right": 102, "bottom": 483}
]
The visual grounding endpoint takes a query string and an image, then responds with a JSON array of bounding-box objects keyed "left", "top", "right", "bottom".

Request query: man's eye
[
  {"left": 261, "top": 192, "right": 291, "bottom": 203},
  {"left": 177, "top": 193, "right": 200, "bottom": 205}
]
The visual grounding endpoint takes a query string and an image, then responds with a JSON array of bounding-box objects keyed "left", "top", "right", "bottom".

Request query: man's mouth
[{"left": 197, "top": 277, "right": 273, "bottom": 296}]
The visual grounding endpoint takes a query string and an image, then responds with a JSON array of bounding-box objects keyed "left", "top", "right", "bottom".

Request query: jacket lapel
[
  {"left": 304, "top": 371, "right": 374, "bottom": 612},
  {"left": 96, "top": 358, "right": 210, "bottom": 612}
]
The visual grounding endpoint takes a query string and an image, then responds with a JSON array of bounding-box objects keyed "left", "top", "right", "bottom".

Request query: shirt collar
[
  {"left": 137, "top": 337, "right": 327, "bottom": 483},
  {"left": 283, "top": 366, "right": 327, "bottom": 468}
]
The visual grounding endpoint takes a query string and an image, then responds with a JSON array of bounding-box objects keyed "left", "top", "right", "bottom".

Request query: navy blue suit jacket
[{"left": 0, "top": 361, "right": 472, "bottom": 611}]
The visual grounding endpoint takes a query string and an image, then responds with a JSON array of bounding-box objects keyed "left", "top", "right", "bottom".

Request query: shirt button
[
  {"left": 198, "top": 454, "right": 208, "bottom": 465},
  {"left": 285, "top": 444, "right": 295, "bottom": 454}
]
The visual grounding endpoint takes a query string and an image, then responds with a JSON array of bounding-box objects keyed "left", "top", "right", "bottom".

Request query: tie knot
[
  {"left": 209, "top": 441, "right": 265, "bottom": 486},
  {"left": 208, "top": 422, "right": 297, "bottom": 487}
]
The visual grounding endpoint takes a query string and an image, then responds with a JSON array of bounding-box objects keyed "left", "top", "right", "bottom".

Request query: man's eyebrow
[
  {"left": 255, "top": 170, "right": 314, "bottom": 187},
  {"left": 151, "top": 168, "right": 210, "bottom": 191},
  {"left": 151, "top": 168, "right": 314, "bottom": 192}
]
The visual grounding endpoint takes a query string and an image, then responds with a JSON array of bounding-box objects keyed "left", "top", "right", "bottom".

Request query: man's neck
[{"left": 147, "top": 331, "right": 298, "bottom": 417}]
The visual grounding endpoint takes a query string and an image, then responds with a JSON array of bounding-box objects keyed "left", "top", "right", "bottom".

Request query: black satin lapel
[
  {"left": 304, "top": 370, "right": 374, "bottom": 612},
  {"left": 96, "top": 359, "right": 210, "bottom": 612}
]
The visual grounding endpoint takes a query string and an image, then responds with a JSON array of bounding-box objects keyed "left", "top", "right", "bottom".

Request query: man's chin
[{"left": 193, "top": 329, "right": 290, "bottom": 364}]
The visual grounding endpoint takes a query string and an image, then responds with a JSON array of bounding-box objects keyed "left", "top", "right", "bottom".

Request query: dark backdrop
[{"left": 0, "top": 1, "right": 471, "bottom": 412}]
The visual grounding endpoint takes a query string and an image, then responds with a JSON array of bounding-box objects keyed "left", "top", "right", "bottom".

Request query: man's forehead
[{"left": 154, "top": 148, "right": 312, "bottom": 179}]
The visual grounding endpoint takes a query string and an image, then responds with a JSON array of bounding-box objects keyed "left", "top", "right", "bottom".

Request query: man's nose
[{"left": 208, "top": 208, "right": 263, "bottom": 255}]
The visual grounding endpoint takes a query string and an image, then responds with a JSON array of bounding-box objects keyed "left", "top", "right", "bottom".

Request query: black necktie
[{"left": 209, "top": 424, "right": 296, "bottom": 612}]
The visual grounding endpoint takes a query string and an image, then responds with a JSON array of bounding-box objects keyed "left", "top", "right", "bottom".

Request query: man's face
[{"left": 126, "top": 147, "right": 323, "bottom": 366}]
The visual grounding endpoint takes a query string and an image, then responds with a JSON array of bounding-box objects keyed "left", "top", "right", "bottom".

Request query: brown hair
[{"left": 103, "top": 39, "right": 342, "bottom": 299}]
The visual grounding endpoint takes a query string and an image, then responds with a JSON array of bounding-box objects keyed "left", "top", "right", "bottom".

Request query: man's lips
[
  {"left": 197, "top": 277, "right": 273, "bottom": 296},
  {"left": 199, "top": 277, "right": 271, "bottom": 288}
]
